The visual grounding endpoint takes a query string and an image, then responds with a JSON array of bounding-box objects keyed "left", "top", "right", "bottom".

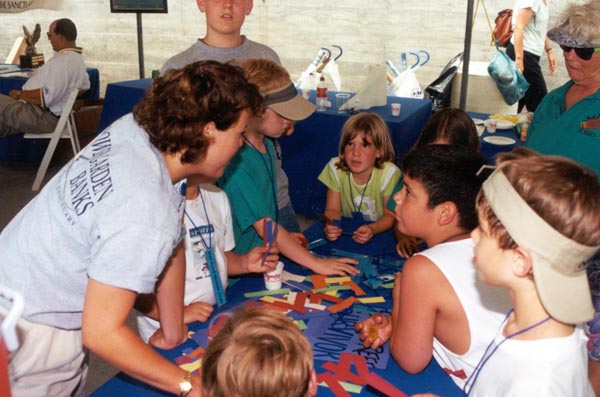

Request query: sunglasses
[{"left": 559, "top": 45, "right": 600, "bottom": 61}]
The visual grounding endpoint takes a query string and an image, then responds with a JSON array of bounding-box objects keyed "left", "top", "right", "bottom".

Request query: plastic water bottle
[{"left": 316, "top": 76, "right": 328, "bottom": 112}]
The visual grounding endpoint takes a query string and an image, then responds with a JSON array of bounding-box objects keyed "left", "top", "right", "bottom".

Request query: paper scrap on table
[
  {"left": 283, "top": 270, "right": 306, "bottom": 283},
  {"left": 311, "top": 274, "right": 327, "bottom": 290},
  {"left": 312, "top": 285, "right": 351, "bottom": 294},
  {"left": 261, "top": 295, "right": 289, "bottom": 304},
  {"left": 244, "top": 288, "right": 290, "bottom": 298},
  {"left": 179, "top": 358, "right": 202, "bottom": 373},
  {"left": 358, "top": 296, "right": 385, "bottom": 304},
  {"left": 326, "top": 276, "right": 351, "bottom": 284},
  {"left": 318, "top": 380, "right": 363, "bottom": 394}
]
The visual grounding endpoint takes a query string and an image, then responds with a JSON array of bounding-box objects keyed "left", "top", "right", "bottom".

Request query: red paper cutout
[
  {"left": 175, "top": 355, "right": 192, "bottom": 365},
  {"left": 316, "top": 372, "right": 351, "bottom": 397},
  {"left": 327, "top": 297, "right": 357, "bottom": 313},
  {"left": 206, "top": 315, "right": 229, "bottom": 338},
  {"left": 293, "top": 292, "right": 308, "bottom": 311},
  {"left": 342, "top": 281, "right": 366, "bottom": 296},
  {"left": 443, "top": 367, "right": 467, "bottom": 380},
  {"left": 321, "top": 353, "right": 368, "bottom": 385},
  {"left": 188, "top": 346, "right": 205, "bottom": 359},
  {"left": 310, "top": 293, "right": 343, "bottom": 304},
  {"left": 312, "top": 274, "right": 327, "bottom": 290},
  {"left": 271, "top": 300, "right": 308, "bottom": 314}
]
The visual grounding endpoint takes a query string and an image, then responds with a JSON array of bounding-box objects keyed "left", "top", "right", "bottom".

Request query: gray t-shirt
[
  {"left": 0, "top": 114, "right": 184, "bottom": 329},
  {"left": 161, "top": 36, "right": 281, "bottom": 74}
]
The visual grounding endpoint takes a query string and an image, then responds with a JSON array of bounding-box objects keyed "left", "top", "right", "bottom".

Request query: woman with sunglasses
[
  {"left": 506, "top": 0, "right": 557, "bottom": 112},
  {"left": 524, "top": 2, "right": 600, "bottom": 395},
  {"left": 525, "top": 0, "right": 600, "bottom": 178}
]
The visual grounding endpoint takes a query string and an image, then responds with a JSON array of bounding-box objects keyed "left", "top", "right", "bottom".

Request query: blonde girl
[{"left": 318, "top": 113, "right": 401, "bottom": 244}]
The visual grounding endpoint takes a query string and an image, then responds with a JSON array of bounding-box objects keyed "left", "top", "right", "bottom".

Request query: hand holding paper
[{"left": 322, "top": 213, "right": 343, "bottom": 241}]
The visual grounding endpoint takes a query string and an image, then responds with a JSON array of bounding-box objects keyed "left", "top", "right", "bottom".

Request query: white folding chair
[{"left": 24, "top": 89, "right": 81, "bottom": 191}]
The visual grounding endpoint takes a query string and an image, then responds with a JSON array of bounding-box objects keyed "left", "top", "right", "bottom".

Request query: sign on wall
[
  {"left": 110, "top": 0, "right": 168, "bottom": 13},
  {"left": 0, "top": 0, "right": 63, "bottom": 13}
]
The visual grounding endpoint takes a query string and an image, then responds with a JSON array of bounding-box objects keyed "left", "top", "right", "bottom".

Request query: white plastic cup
[
  {"left": 264, "top": 261, "right": 284, "bottom": 290},
  {"left": 302, "top": 89, "right": 311, "bottom": 100},
  {"left": 486, "top": 120, "right": 497, "bottom": 133},
  {"left": 336, "top": 93, "right": 351, "bottom": 113},
  {"left": 391, "top": 103, "right": 401, "bottom": 117}
]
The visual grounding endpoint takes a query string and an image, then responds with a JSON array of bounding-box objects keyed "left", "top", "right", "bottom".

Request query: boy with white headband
[{"left": 466, "top": 148, "right": 600, "bottom": 396}]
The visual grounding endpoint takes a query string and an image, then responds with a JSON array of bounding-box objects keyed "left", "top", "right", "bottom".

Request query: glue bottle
[{"left": 316, "top": 76, "right": 328, "bottom": 112}]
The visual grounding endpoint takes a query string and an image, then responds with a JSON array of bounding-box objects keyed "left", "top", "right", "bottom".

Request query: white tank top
[{"left": 416, "top": 238, "right": 511, "bottom": 389}]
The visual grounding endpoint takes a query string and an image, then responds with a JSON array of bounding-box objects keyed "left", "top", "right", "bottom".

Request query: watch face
[
  {"left": 179, "top": 379, "right": 192, "bottom": 396},
  {"left": 181, "top": 381, "right": 192, "bottom": 391}
]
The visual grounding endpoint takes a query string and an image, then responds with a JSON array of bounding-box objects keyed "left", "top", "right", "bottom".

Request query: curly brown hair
[{"left": 134, "top": 60, "right": 264, "bottom": 164}]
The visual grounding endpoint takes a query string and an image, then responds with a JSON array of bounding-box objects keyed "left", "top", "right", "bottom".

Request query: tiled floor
[{"left": 0, "top": 151, "right": 315, "bottom": 394}]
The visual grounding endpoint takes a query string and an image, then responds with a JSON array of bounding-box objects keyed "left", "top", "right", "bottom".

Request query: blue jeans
[{"left": 278, "top": 201, "right": 301, "bottom": 232}]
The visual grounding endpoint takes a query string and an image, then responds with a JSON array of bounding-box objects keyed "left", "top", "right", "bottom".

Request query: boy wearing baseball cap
[
  {"left": 217, "top": 58, "right": 359, "bottom": 276},
  {"left": 466, "top": 148, "right": 600, "bottom": 396}
]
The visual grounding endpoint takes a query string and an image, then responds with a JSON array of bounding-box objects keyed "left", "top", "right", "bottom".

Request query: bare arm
[
  {"left": 252, "top": 218, "right": 359, "bottom": 276},
  {"left": 135, "top": 245, "right": 213, "bottom": 327},
  {"left": 82, "top": 279, "right": 202, "bottom": 396},
  {"left": 545, "top": 37, "right": 557, "bottom": 74},
  {"left": 152, "top": 243, "right": 187, "bottom": 348},
  {"left": 512, "top": 7, "right": 534, "bottom": 73},
  {"left": 9, "top": 88, "right": 43, "bottom": 106},
  {"left": 389, "top": 255, "right": 439, "bottom": 373}
]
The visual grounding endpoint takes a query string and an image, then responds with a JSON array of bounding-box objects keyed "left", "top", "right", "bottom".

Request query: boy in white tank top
[{"left": 355, "top": 145, "right": 511, "bottom": 388}]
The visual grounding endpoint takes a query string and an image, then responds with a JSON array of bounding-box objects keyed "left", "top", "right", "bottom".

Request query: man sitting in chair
[{"left": 0, "top": 18, "right": 90, "bottom": 138}]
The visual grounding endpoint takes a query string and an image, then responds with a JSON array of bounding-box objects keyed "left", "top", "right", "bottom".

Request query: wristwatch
[{"left": 179, "top": 371, "right": 193, "bottom": 397}]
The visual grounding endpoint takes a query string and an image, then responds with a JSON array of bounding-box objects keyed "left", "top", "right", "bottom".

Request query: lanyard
[
  {"left": 348, "top": 171, "right": 372, "bottom": 215},
  {"left": 184, "top": 188, "right": 226, "bottom": 306},
  {"left": 463, "top": 309, "right": 551, "bottom": 394},
  {"left": 243, "top": 137, "right": 279, "bottom": 223}
]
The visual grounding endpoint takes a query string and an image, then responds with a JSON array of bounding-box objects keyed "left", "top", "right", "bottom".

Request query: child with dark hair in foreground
[{"left": 355, "top": 144, "right": 510, "bottom": 388}]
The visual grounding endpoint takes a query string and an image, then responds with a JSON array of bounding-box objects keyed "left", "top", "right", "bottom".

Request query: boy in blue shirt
[{"left": 217, "top": 58, "right": 359, "bottom": 276}]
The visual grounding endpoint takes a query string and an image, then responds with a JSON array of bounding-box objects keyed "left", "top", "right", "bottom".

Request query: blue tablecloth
[
  {"left": 281, "top": 91, "right": 432, "bottom": 217},
  {"left": 98, "top": 78, "right": 151, "bottom": 131},
  {"left": 90, "top": 220, "right": 464, "bottom": 397},
  {"left": 0, "top": 67, "right": 100, "bottom": 162},
  {"left": 470, "top": 112, "right": 522, "bottom": 163}
]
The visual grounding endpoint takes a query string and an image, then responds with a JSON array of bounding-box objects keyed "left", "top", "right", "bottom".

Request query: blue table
[
  {"left": 97, "top": 80, "right": 433, "bottom": 218},
  {"left": 91, "top": 220, "right": 464, "bottom": 397},
  {"left": 0, "top": 67, "right": 100, "bottom": 162},
  {"left": 98, "top": 78, "right": 151, "bottom": 131},
  {"left": 470, "top": 112, "right": 522, "bottom": 163},
  {"left": 281, "top": 91, "right": 432, "bottom": 217}
]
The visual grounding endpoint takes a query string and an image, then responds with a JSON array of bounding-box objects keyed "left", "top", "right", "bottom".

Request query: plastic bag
[
  {"left": 424, "top": 53, "right": 463, "bottom": 111},
  {"left": 388, "top": 69, "right": 423, "bottom": 99},
  {"left": 487, "top": 49, "right": 529, "bottom": 105}
]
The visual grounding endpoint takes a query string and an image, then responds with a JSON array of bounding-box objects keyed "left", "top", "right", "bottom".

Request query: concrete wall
[{"left": 1, "top": 0, "right": 572, "bottom": 107}]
